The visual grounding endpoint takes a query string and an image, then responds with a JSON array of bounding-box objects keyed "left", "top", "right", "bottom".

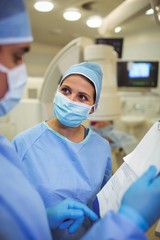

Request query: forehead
[{"left": 62, "top": 74, "right": 95, "bottom": 91}]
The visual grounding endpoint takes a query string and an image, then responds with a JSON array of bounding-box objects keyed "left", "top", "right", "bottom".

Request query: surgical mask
[
  {"left": 53, "top": 90, "right": 94, "bottom": 127},
  {"left": 0, "top": 63, "right": 27, "bottom": 116}
]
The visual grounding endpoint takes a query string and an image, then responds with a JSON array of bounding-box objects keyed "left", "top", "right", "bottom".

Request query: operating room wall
[
  {"left": 123, "top": 30, "right": 160, "bottom": 60},
  {"left": 115, "top": 29, "right": 160, "bottom": 141},
  {"left": 24, "top": 42, "right": 61, "bottom": 77}
]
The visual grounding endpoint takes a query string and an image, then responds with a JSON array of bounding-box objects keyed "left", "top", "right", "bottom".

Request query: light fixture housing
[
  {"left": 34, "top": 0, "right": 54, "bottom": 12},
  {"left": 86, "top": 16, "right": 102, "bottom": 28},
  {"left": 63, "top": 9, "right": 81, "bottom": 21}
]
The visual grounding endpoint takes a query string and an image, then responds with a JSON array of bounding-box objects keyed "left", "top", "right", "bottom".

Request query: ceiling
[{"left": 26, "top": 0, "right": 159, "bottom": 48}]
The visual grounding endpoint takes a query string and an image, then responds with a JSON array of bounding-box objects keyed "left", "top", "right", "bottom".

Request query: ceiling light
[
  {"left": 114, "top": 26, "right": 122, "bottom": 33},
  {"left": 34, "top": 1, "right": 54, "bottom": 12},
  {"left": 63, "top": 9, "right": 81, "bottom": 21},
  {"left": 145, "top": 8, "right": 154, "bottom": 15},
  {"left": 86, "top": 16, "right": 102, "bottom": 28}
]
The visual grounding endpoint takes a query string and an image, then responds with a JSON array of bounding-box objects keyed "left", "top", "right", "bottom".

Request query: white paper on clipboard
[
  {"left": 124, "top": 121, "right": 160, "bottom": 177},
  {"left": 96, "top": 121, "right": 160, "bottom": 217},
  {"left": 96, "top": 162, "right": 137, "bottom": 217}
]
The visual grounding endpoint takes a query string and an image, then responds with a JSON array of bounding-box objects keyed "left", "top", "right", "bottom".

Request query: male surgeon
[
  {"left": 0, "top": 0, "right": 98, "bottom": 239},
  {"left": 1, "top": 0, "right": 160, "bottom": 240}
]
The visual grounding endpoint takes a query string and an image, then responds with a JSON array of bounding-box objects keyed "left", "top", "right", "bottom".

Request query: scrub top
[
  {"left": 0, "top": 134, "right": 147, "bottom": 240},
  {"left": 12, "top": 122, "right": 112, "bottom": 208},
  {"left": 0, "top": 134, "right": 52, "bottom": 240}
]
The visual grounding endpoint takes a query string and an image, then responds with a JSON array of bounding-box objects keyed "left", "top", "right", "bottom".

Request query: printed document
[{"left": 96, "top": 121, "right": 160, "bottom": 217}]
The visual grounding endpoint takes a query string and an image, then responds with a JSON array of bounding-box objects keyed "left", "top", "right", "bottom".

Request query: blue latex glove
[
  {"left": 47, "top": 198, "right": 98, "bottom": 234},
  {"left": 119, "top": 165, "right": 160, "bottom": 231}
]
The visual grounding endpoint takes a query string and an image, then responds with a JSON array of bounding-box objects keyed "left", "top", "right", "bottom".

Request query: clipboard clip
[{"left": 158, "top": 120, "right": 160, "bottom": 130}]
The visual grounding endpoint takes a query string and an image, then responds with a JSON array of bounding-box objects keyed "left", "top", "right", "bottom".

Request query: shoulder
[
  {"left": 12, "top": 122, "right": 47, "bottom": 158},
  {"left": 14, "top": 122, "right": 46, "bottom": 141},
  {"left": 0, "top": 134, "right": 24, "bottom": 170}
]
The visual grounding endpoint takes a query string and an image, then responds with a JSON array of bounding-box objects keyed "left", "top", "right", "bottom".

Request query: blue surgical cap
[
  {"left": 60, "top": 62, "right": 103, "bottom": 107},
  {"left": 0, "top": 0, "right": 33, "bottom": 44}
]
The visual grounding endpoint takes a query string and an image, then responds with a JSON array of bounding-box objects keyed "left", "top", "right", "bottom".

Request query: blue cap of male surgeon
[
  {"left": 0, "top": 0, "right": 33, "bottom": 44},
  {"left": 60, "top": 62, "right": 103, "bottom": 107}
]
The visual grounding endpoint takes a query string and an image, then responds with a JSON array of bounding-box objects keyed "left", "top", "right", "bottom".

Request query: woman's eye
[
  {"left": 60, "top": 87, "right": 70, "bottom": 95},
  {"left": 79, "top": 94, "right": 88, "bottom": 101}
]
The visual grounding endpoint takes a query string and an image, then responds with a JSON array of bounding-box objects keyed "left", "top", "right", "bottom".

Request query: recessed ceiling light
[
  {"left": 86, "top": 16, "right": 102, "bottom": 28},
  {"left": 63, "top": 9, "right": 81, "bottom": 21},
  {"left": 34, "top": 0, "right": 54, "bottom": 12},
  {"left": 145, "top": 8, "right": 154, "bottom": 15},
  {"left": 114, "top": 26, "right": 121, "bottom": 33}
]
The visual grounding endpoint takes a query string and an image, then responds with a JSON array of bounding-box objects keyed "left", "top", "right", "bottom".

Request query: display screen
[
  {"left": 117, "top": 61, "right": 159, "bottom": 88},
  {"left": 95, "top": 38, "right": 123, "bottom": 58}
]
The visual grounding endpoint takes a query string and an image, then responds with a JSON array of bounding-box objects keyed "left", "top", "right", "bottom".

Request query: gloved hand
[
  {"left": 119, "top": 165, "right": 160, "bottom": 231},
  {"left": 47, "top": 198, "right": 98, "bottom": 234}
]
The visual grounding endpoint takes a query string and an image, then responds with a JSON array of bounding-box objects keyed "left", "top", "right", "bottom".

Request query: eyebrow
[{"left": 61, "top": 84, "right": 92, "bottom": 99}]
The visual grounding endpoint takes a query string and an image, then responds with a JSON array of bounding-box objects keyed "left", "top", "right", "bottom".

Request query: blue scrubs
[
  {"left": 0, "top": 134, "right": 52, "bottom": 240},
  {"left": 0, "top": 134, "right": 147, "bottom": 239},
  {"left": 12, "top": 122, "right": 112, "bottom": 208},
  {"left": 82, "top": 211, "right": 148, "bottom": 240}
]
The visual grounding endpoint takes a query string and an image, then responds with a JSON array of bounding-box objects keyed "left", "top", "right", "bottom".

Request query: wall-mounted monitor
[
  {"left": 117, "top": 61, "right": 159, "bottom": 88},
  {"left": 95, "top": 38, "right": 123, "bottom": 58}
]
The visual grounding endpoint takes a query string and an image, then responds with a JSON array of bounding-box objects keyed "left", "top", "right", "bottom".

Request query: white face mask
[{"left": 0, "top": 63, "right": 27, "bottom": 116}]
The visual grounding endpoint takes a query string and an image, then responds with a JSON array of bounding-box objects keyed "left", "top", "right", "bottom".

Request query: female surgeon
[
  {"left": 13, "top": 62, "right": 112, "bottom": 206},
  {"left": 12, "top": 61, "right": 112, "bottom": 239},
  {"left": 1, "top": 1, "right": 160, "bottom": 240}
]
